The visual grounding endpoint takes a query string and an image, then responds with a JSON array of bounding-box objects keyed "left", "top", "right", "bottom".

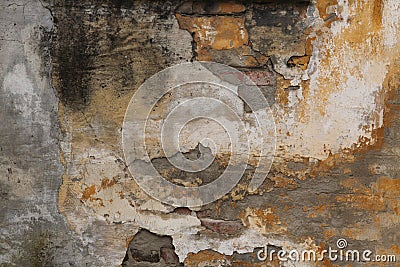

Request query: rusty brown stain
[
  {"left": 305, "top": 36, "right": 316, "bottom": 56},
  {"left": 374, "top": 176, "right": 400, "bottom": 197},
  {"left": 336, "top": 194, "right": 385, "bottom": 212},
  {"left": 287, "top": 55, "right": 311, "bottom": 70},
  {"left": 382, "top": 58, "right": 400, "bottom": 128},
  {"left": 218, "top": 3, "right": 246, "bottom": 14},
  {"left": 275, "top": 75, "right": 290, "bottom": 107},
  {"left": 81, "top": 184, "right": 96, "bottom": 201},
  {"left": 184, "top": 250, "right": 226, "bottom": 267},
  {"left": 315, "top": 0, "right": 338, "bottom": 20},
  {"left": 372, "top": 0, "right": 383, "bottom": 28},
  {"left": 270, "top": 175, "right": 297, "bottom": 189},
  {"left": 313, "top": 204, "right": 328, "bottom": 214},
  {"left": 125, "top": 235, "right": 134, "bottom": 248},
  {"left": 100, "top": 177, "right": 117, "bottom": 190},
  {"left": 323, "top": 229, "right": 337, "bottom": 240},
  {"left": 176, "top": 14, "right": 250, "bottom": 61},
  {"left": 310, "top": 153, "right": 354, "bottom": 177},
  {"left": 338, "top": 178, "right": 386, "bottom": 212}
]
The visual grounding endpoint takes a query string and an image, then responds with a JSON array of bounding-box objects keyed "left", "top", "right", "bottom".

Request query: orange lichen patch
[
  {"left": 313, "top": 204, "right": 328, "bottom": 214},
  {"left": 308, "top": 202, "right": 332, "bottom": 219},
  {"left": 176, "top": 14, "right": 248, "bottom": 52},
  {"left": 393, "top": 205, "right": 399, "bottom": 215},
  {"left": 275, "top": 75, "right": 290, "bottom": 106},
  {"left": 305, "top": 36, "right": 316, "bottom": 56},
  {"left": 218, "top": 2, "right": 246, "bottom": 14},
  {"left": 244, "top": 55, "right": 260, "bottom": 67},
  {"left": 351, "top": 129, "right": 384, "bottom": 154},
  {"left": 270, "top": 175, "right": 297, "bottom": 189},
  {"left": 195, "top": 49, "right": 212, "bottom": 61},
  {"left": 383, "top": 59, "right": 400, "bottom": 128},
  {"left": 372, "top": 0, "right": 383, "bottom": 29},
  {"left": 341, "top": 227, "right": 381, "bottom": 241},
  {"left": 340, "top": 178, "right": 369, "bottom": 194},
  {"left": 284, "top": 205, "right": 294, "bottom": 211},
  {"left": 100, "top": 177, "right": 117, "bottom": 190},
  {"left": 343, "top": 168, "right": 352, "bottom": 174},
  {"left": 287, "top": 55, "right": 311, "bottom": 70},
  {"left": 336, "top": 194, "right": 385, "bottom": 212},
  {"left": 310, "top": 152, "right": 354, "bottom": 177},
  {"left": 373, "top": 176, "right": 400, "bottom": 198},
  {"left": 315, "top": 0, "right": 338, "bottom": 20},
  {"left": 276, "top": 75, "right": 293, "bottom": 90},
  {"left": 239, "top": 207, "right": 286, "bottom": 234},
  {"left": 230, "top": 183, "right": 248, "bottom": 201},
  {"left": 81, "top": 184, "right": 96, "bottom": 201},
  {"left": 389, "top": 245, "right": 400, "bottom": 255},
  {"left": 184, "top": 250, "right": 227, "bottom": 267},
  {"left": 323, "top": 229, "right": 337, "bottom": 240}
]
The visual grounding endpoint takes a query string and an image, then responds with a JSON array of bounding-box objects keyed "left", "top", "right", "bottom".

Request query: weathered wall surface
[
  {"left": 1, "top": 0, "right": 400, "bottom": 266},
  {"left": 0, "top": 1, "right": 94, "bottom": 265}
]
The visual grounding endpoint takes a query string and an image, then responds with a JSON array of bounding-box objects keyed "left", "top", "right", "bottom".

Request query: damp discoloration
[
  {"left": 55, "top": 0, "right": 399, "bottom": 263},
  {"left": 2, "top": 0, "right": 399, "bottom": 266}
]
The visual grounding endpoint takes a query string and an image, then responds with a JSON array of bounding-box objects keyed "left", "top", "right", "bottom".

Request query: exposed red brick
[
  {"left": 200, "top": 218, "right": 243, "bottom": 235},
  {"left": 245, "top": 70, "right": 276, "bottom": 86},
  {"left": 160, "top": 247, "right": 180, "bottom": 264},
  {"left": 173, "top": 207, "right": 192, "bottom": 215}
]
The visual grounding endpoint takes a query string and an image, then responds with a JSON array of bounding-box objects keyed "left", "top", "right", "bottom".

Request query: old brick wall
[{"left": 0, "top": 0, "right": 399, "bottom": 266}]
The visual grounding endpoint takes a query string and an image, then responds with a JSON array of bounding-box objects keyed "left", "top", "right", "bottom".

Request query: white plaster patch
[
  {"left": 3, "top": 64, "right": 38, "bottom": 118},
  {"left": 173, "top": 229, "right": 320, "bottom": 267},
  {"left": 382, "top": 0, "right": 400, "bottom": 49}
]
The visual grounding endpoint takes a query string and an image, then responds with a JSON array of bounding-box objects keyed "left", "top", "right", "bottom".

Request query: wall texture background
[{"left": 0, "top": 0, "right": 399, "bottom": 266}]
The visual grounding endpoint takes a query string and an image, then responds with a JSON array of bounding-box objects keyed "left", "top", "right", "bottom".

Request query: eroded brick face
[{"left": 1, "top": 0, "right": 399, "bottom": 266}]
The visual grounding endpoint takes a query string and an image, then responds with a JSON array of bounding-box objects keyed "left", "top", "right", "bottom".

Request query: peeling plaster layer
[
  {"left": 53, "top": 0, "right": 400, "bottom": 265},
  {"left": 1, "top": 0, "right": 399, "bottom": 266},
  {"left": 273, "top": 0, "right": 398, "bottom": 160}
]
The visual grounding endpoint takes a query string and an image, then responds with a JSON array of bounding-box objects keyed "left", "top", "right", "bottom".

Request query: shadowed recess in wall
[{"left": 122, "top": 229, "right": 182, "bottom": 266}]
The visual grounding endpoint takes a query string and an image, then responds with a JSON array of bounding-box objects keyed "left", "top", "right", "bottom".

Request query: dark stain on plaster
[
  {"left": 151, "top": 144, "right": 225, "bottom": 186},
  {"left": 51, "top": 1, "right": 97, "bottom": 110},
  {"left": 252, "top": 1, "right": 309, "bottom": 31}
]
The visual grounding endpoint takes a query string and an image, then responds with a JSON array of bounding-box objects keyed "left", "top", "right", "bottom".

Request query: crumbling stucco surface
[{"left": 1, "top": 0, "right": 400, "bottom": 266}]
